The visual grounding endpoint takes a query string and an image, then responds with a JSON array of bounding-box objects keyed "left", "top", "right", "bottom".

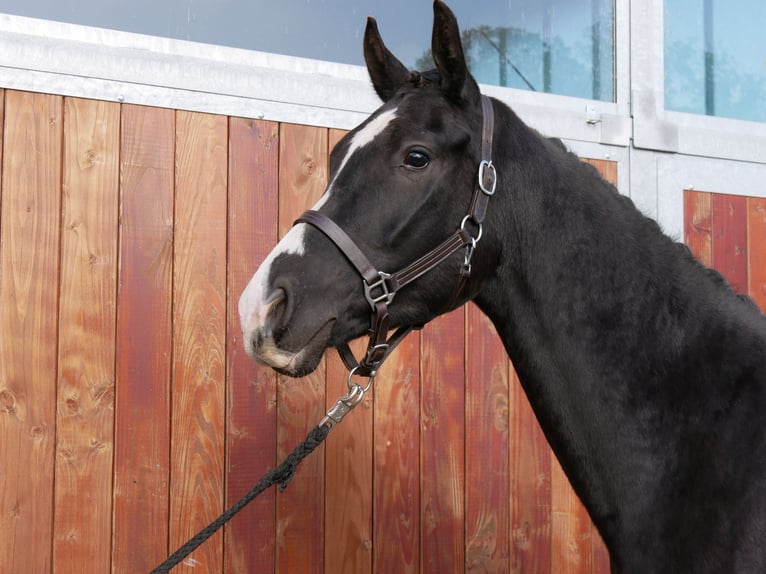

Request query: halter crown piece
[{"left": 295, "top": 95, "right": 496, "bottom": 427}]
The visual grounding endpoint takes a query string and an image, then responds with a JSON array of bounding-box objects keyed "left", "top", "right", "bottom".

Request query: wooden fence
[{"left": 0, "top": 88, "right": 763, "bottom": 573}]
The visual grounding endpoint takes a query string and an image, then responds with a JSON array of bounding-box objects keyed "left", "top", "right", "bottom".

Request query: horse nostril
[{"left": 264, "top": 288, "right": 288, "bottom": 330}]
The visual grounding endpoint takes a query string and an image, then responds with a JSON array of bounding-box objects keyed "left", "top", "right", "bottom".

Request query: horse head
[{"left": 238, "top": 0, "right": 501, "bottom": 376}]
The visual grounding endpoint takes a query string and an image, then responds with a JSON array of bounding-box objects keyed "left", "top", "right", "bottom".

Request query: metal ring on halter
[
  {"left": 460, "top": 214, "right": 483, "bottom": 243},
  {"left": 347, "top": 365, "right": 375, "bottom": 394}
]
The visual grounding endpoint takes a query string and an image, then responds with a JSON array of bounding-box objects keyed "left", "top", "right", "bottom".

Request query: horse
[{"left": 238, "top": 1, "right": 766, "bottom": 571}]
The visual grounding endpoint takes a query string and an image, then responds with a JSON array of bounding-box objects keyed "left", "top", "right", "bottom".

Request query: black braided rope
[{"left": 150, "top": 423, "right": 332, "bottom": 573}]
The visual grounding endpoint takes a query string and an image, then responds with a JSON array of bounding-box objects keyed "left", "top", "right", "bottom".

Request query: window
[
  {"left": 2, "top": 0, "right": 615, "bottom": 102},
  {"left": 665, "top": 0, "right": 766, "bottom": 123}
]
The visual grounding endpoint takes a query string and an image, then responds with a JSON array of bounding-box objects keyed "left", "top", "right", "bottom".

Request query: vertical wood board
[
  {"left": 420, "top": 309, "right": 466, "bottom": 573},
  {"left": 275, "top": 123, "right": 328, "bottom": 574},
  {"left": 712, "top": 193, "right": 748, "bottom": 294},
  {"left": 112, "top": 104, "right": 175, "bottom": 572},
  {"left": 373, "top": 332, "right": 422, "bottom": 573},
  {"left": 225, "top": 117, "right": 280, "bottom": 573},
  {"left": 169, "top": 111, "right": 228, "bottom": 573},
  {"left": 0, "top": 90, "right": 62, "bottom": 574},
  {"left": 465, "top": 303, "right": 510, "bottom": 572},
  {"left": 53, "top": 97, "right": 119, "bottom": 573},
  {"left": 747, "top": 197, "right": 766, "bottom": 311}
]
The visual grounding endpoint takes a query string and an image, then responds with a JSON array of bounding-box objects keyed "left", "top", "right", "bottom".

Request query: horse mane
[{"left": 544, "top": 134, "right": 763, "bottom": 317}]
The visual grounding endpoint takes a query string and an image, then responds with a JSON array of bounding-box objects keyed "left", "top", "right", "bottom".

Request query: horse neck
[{"left": 472, "top": 117, "right": 700, "bottom": 545}]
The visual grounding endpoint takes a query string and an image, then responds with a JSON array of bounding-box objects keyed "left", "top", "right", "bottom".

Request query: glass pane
[
  {"left": 2, "top": 0, "right": 614, "bottom": 102},
  {"left": 665, "top": 0, "right": 766, "bottom": 122}
]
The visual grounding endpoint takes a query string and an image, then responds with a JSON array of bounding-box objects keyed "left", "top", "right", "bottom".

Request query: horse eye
[{"left": 404, "top": 150, "right": 430, "bottom": 169}]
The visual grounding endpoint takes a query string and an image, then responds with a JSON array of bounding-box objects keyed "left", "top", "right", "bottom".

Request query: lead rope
[{"left": 149, "top": 376, "right": 373, "bottom": 574}]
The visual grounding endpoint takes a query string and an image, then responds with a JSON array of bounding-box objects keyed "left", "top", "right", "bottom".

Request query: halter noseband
[{"left": 294, "top": 94, "right": 497, "bottom": 392}]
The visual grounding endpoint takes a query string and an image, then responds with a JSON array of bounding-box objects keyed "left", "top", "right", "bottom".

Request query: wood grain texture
[
  {"left": 326, "top": 339, "right": 374, "bottom": 574},
  {"left": 225, "top": 117, "right": 280, "bottom": 573},
  {"left": 712, "top": 193, "right": 748, "bottom": 294},
  {"left": 684, "top": 190, "right": 713, "bottom": 267},
  {"left": 420, "top": 308, "right": 466, "bottom": 573},
  {"left": 465, "top": 303, "right": 510, "bottom": 572},
  {"left": 747, "top": 197, "right": 766, "bottom": 312},
  {"left": 0, "top": 90, "right": 62, "bottom": 574},
  {"left": 551, "top": 456, "right": 593, "bottom": 574},
  {"left": 323, "top": 127, "right": 375, "bottom": 574},
  {"left": 113, "top": 104, "right": 174, "bottom": 572},
  {"left": 170, "top": 111, "right": 228, "bottom": 573},
  {"left": 276, "top": 123, "right": 328, "bottom": 574},
  {"left": 582, "top": 158, "right": 617, "bottom": 188},
  {"left": 53, "top": 97, "right": 119, "bottom": 573},
  {"left": 374, "top": 332, "right": 421, "bottom": 573},
  {"left": 509, "top": 365, "right": 551, "bottom": 574}
]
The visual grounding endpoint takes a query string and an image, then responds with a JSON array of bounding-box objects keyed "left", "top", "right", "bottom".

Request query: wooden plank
[
  {"left": 169, "top": 110, "right": 228, "bottom": 572},
  {"left": 420, "top": 308, "right": 466, "bottom": 572},
  {"left": 747, "top": 197, "right": 766, "bottom": 312},
  {"left": 582, "top": 158, "right": 617, "bottom": 188},
  {"left": 551, "top": 457, "right": 592, "bottom": 574},
  {"left": 684, "top": 190, "right": 713, "bottom": 267},
  {"left": 373, "top": 332, "right": 421, "bottom": 573},
  {"left": 465, "top": 302, "right": 510, "bottom": 571},
  {"left": 325, "top": 338, "right": 373, "bottom": 573},
  {"left": 53, "top": 97, "right": 119, "bottom": 573},
  {"left": 322, "top": 127, "right": 374, "bottom": 574},
  {"left": 0, "top": 90, "right": 62, "bottom": 574},
  {"left": 112, "top": 104, "right": 174, "bottom": 572},
  {"left": 225, "top": 117, "right": 279, "bottom": 572},
  {"left": 0, "top": 89, "right": 3, "bottom": 196},
  {"left": 276, "top": 122, "right": 328, "bottom": 574},
  {"left": 712, "top": 193, "right": 748, "bottom": 294},
  {"left": 509, "top": 365, "right": 551, "bottom": 574}
]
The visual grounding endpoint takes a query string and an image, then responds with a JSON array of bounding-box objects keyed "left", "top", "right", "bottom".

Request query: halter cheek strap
[{"left": 294, "top": 94, "right": 497, "bottom": 380}]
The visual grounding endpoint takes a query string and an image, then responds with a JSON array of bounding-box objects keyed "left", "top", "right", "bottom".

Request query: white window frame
[
  {"left": 0, "top": 2, "right": 631, "bottom": 143},
  {"left": 631, "top": 0, "right": 766, "bottom": 163}
]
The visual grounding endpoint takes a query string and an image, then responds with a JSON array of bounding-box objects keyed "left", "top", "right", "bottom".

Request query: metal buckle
[
  {"left": 363, "top": 271, "right": 395, "bottom": 310},
  {"left": 478, "top": 160, "right": 497, "bottom": 196}
]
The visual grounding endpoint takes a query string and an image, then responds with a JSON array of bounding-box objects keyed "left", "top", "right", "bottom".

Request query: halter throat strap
[{"left": 294, "top": 94, "right": 496, "bottom": 377}]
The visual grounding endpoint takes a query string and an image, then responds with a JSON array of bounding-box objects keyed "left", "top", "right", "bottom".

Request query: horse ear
[
  {"left": 431, "top": 0, "right": 480, "bottom": 105},
  {"left": 364, "top": 17, "right": 411, "bottom": 102}
]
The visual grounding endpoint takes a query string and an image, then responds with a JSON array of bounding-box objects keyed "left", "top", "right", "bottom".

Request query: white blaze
[{"left": 312, "top": 107, "right": 398, "bottom": 211}]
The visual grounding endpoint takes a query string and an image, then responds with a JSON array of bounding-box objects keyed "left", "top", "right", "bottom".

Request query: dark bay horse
[{"left": 238, "top": 1, "right": 766, "bottom": 571}]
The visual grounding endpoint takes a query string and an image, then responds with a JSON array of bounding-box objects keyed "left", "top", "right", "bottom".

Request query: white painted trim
[
  {"left": 0, "top": 10, "right": 631, "bottom": 146},
  {"left": 0, "top": 13, "right": 380, "bottom": 129},
  {"left": 630, "top": 0, "right": 766, "bottom": 162}
]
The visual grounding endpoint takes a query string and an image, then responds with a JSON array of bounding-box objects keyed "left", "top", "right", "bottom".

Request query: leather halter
[{"left": 294, "top": 94, "right": 497, "bottom": 380}]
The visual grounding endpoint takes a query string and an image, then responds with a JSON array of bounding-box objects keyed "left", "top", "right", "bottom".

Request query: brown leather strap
[
  {"left": 296, "top": 210, "right": 381, "bottom": 286},
  {"left": 295, "top": 211, "right": 473, "bottom": 304},
  {"left": 468, "top": 95, "right": 496, "bottom": 224},
  {"left": 336, "top": 323, "right": 420, "bottom": 376},
  {"left": 387, "top": 228, "right": 471, "bottom": 291}
]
